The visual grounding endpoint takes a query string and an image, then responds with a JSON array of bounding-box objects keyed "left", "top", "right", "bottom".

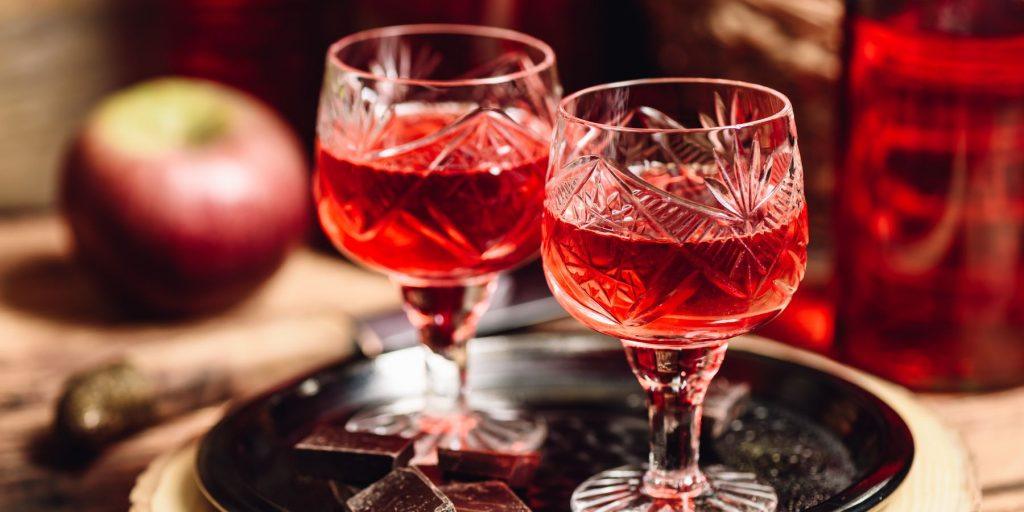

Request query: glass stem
[
  {"left": 398, "top": 278, "right": 497, "bottom": 415},
  {"left": 622, "top": 341, "right": 728, "bottom": 499}
]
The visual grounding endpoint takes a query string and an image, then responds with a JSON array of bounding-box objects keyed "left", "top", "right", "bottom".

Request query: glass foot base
[
  {"left": 345, "top": 399, "right": 547, "bottom": 464},
  {"left": 571, "top": 465, "right": 777, "bottom": 512}
]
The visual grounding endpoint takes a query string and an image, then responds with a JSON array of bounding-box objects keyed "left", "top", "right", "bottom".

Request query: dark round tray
[{"left": 196, "top": 333, "right": 914, "bottom": 511}]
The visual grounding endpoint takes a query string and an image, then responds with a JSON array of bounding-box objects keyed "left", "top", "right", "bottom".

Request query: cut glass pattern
[{"left": 546, "top": 91, "right": 806, "bottom": 328}]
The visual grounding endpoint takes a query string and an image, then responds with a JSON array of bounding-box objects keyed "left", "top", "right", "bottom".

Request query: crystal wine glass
[
  {"left": 542, "top": 78, "right": 808, "bottom": 511},
  {"left": 314, "top": 25, "right": 560, "bottom": 457}
]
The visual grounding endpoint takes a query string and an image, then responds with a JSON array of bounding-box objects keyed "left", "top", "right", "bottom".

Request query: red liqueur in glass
[
  {"left": 541, "top": 78, "right": 804, "bottom": 512},
  {"left": 317, "top": 109, "right": 548, "bottom": 282},
  {"left": 314, "top": 25, "right": 558, "bottom": 457},
  {"left": 544, "top": 202, "right": 807, "bottom": 343}
]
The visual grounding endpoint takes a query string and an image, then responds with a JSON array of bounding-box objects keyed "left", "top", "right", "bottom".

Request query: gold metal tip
[{"left": 54, "top": 361, "right": 156, "bottom": 448}]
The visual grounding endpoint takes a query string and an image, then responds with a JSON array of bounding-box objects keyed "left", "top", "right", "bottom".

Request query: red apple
[{"left": 61, "top": 78, "right": 308, "bottom": 316}]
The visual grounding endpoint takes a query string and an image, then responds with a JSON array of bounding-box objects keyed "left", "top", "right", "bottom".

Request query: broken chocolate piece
[
  {"left": 347, "top": 468, "right": 455, "bottom": 512},
  {"left": 441, "top": 481, "right": 532, "bottom": 511},
  {"left": 702, "top": 379, "right": 752, "bottom": 438},
  {"left": 413, "top": 463, "right": 447, "bottom": 485},
  {"left": 438, "top": 448, "right": 540, "bottom": 488},
  {"left": 293, "top": 425, "right": 414, "bottom": 485}
]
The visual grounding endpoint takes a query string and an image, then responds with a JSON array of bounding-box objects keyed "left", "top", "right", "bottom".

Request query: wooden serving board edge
[{"left": 129, "top": 336, "right": 981, "bottom": 512}]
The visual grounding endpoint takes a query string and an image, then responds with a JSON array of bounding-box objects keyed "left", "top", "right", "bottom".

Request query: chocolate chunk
[
  {"left": 413, "top": 464, "right": 447, "bottom": 485},
  {"left": 293, "top": 425, "right": 414, "bottom": 485},
  {"left": 441, "top": 481, "right": 532, "bottom": 511},
  {"left": 347, "top": 468, "right": 455, "bottom": 512},
  {"left": 438, "top": 448, "right": 540, "bottom": 488},
  {"left": 702, "top": 379, "right": 751, "bottom": 438}
]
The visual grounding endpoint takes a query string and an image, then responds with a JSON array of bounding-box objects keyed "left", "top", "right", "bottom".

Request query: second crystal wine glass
[
  {"left": 542, "top": 78, "right": 808, "bottom": 511},
  {"left": 315, "top": 25, "right": 560, "bottom": 456}
]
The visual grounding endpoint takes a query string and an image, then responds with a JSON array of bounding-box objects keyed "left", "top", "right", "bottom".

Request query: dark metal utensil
[{"left": 55, "top": 361, "right": 231, "bottom": 450}]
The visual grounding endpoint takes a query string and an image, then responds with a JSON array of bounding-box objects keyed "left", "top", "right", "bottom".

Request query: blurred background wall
[
  {"left": 0, "top": 0, "right": 842, "bottom": 236},
  {"left": 0, "top": 0, "right": 152, "bottom": 210}
]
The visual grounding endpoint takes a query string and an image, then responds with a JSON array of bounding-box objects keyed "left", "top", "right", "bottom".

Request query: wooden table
[{"left": 1, "top": 215, "right": 1022, "bottom": 511}]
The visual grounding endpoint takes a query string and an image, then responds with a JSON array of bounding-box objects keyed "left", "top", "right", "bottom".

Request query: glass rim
[
  {"left": 558, "top": 77, "right": 794, "bottom": 134},
  {"left": 327, "top": 23, "right": 557, "bottom": 87}
]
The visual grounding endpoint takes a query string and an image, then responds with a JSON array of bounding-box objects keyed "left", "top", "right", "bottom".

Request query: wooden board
[
  {"left": 126, "top": 337, "right": 979, "bottom": 512},
  {"left": 920, "top": 388, "right": 1024, "bottom": 512}
]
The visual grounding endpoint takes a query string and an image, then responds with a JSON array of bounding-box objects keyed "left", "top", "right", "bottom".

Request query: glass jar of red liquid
[{"left": 835, "top": 0, "right": 1024, "bottom": 390}]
